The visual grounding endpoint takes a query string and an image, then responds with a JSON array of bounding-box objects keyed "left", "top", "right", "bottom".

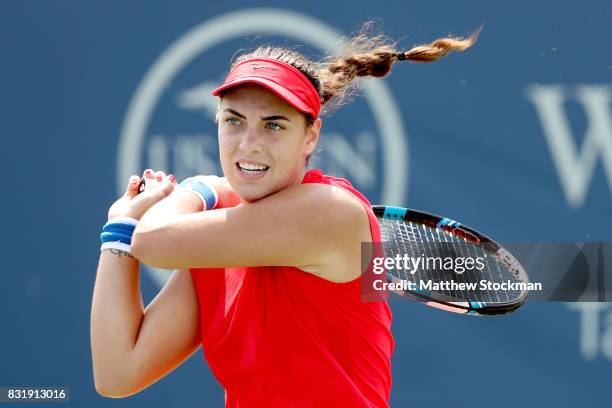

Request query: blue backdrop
[{"left": 2, "top": 1, "right": 611, "bottom": 406}]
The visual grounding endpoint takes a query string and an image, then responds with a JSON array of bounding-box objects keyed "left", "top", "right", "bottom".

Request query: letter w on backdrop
[{"left": 525, "top": 85, "right": 612, "bottom": 208}]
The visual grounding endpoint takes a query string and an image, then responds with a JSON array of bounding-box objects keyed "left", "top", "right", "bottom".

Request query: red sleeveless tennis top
[{"left": 190, "top": 169, "right": 394, "bottom": 407}]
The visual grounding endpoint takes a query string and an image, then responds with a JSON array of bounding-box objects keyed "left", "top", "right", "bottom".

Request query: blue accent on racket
[
  {"left": 469, "top": 301, "right": 484, "bottom": 309},
  {"left": 383, "top": 206, "right": 407, "bottom": 220}
]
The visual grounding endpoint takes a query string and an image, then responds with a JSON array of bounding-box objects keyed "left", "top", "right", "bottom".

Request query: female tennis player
[{"left": 91, "top": 24, "right": 478, "bottom": 407}]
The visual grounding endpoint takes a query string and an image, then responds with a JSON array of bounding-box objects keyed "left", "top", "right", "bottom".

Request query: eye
[
  {"left": 225, "top": 117, "right": 241, "bottom": 126},
  {"left": 265, "top": 122, "right": 285, "bottom": 131}
]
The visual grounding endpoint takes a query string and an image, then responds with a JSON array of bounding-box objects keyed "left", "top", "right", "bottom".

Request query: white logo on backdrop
[
  {"left": 525, "top": 85, "right": 612, "bottom": 208},
  {"left": 568, "top": 303, "right": 612, "bottom": 361},
  {"left": 118, "top": 9, "right": 408, "bottom": 287}
]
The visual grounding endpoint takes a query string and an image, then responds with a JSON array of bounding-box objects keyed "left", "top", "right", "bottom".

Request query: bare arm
[
  {"left": 91, "top": 264, "right": 202, "bottom": 397},
  {"left": 131, "top": 183, "right": 371, "bottom": 281},
  {"left": 91, "top": 173, "right": 208, "bottom": 397},
  {"left": 91, "top": 248, "right": 142, "bottom": 396}
]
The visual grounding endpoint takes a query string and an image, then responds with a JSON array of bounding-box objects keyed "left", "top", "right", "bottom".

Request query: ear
[{"left": 304, "top": 117, "right": 323, "bottom": 156}]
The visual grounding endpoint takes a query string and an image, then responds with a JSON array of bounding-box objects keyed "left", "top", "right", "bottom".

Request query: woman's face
[{"left": 217, "top": 84, "right": 322, "bottom": 202}]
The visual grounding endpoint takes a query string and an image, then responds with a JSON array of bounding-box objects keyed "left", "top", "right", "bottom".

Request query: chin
[{"left": 234, "top": 184, "right": 271, "bottom": 203}]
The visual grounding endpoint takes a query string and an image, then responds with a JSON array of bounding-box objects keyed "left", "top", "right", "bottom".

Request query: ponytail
[
  {"left": 318, "top": 22, "right": 481, "bottom": 111},
  {"left": 228, "top": 22, "right": 481, "bottom": 116}
]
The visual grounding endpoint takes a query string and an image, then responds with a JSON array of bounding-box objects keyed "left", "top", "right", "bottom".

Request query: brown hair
[{"left": 221, "top": 21, "right": 481, "bottom": 124}]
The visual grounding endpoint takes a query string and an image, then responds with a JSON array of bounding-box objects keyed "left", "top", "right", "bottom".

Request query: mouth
[{"left": 236, "top": 161, "right": 270, "bottom": 178}]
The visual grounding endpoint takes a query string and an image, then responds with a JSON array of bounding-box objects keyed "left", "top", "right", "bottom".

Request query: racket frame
[{"left": 372, "top": 205, "right": 529, "bottom": 316}]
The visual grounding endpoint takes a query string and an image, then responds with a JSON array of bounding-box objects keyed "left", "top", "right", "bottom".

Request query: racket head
[{"left": 372, "top": 205, "right": 529, "bottom": 316}]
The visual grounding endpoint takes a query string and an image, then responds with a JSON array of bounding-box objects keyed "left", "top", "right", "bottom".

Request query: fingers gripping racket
[{"left": 373, "top": 206, "right": 529, "bottom": 316}]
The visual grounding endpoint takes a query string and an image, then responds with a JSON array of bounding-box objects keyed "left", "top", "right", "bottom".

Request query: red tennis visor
[{"left": 211, "top": 57, "right": 321, "bottom": 118}]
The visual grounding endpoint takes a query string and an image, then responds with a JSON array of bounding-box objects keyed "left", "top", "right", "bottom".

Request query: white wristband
[{"left": 100, "top": 241, "right": 132, "bottom": 253}]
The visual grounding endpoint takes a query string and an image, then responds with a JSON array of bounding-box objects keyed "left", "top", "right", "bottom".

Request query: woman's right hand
[{"left": 107, "top": 169, "right": 178, "bottom": 222}]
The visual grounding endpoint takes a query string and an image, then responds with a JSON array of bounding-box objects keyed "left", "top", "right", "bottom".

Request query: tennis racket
[{"left": 373, "top": 205, "right": 529, "bottom": 315}]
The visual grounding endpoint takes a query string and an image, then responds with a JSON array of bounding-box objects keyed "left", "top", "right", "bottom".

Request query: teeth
[{"left": 238, "top": 162, "right": 268, "bottom": 171}]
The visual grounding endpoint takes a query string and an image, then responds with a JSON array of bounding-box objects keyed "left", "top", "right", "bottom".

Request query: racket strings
[{"left": 380, "top": 218, "right": 523, "bottom": 305}]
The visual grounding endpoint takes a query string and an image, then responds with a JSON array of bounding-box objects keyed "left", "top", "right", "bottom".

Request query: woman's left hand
[{"left": 107, "top": 169, "right": 178, "bottom": 222}]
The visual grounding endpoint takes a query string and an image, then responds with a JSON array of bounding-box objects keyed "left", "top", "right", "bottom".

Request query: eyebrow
[{"left": 223, "top": 108, "right": 291, "bottom": 121}]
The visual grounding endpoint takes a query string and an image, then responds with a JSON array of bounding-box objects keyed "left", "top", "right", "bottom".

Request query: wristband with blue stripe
[
  {"left": 100, "top": 231, "right": 133, "bottom": 245},
  {"left": 179, "top": 177, "right": 219, "bottom": 210},
  {"left": 102, "top": 222, "right": 136, "bottom": 236},
  {"left": 100, "top": 216, "right": 139, "bottom": 253}
]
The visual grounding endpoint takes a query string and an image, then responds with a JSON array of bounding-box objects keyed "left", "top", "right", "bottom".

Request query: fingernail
[
  {"left": 169, "top": 175, "right": 175, "bottom": 182},
  {"left": 130, "top": 176, "right": 139, "bottom": 184},
  {"left": 156, "top": 173, "right": 163, "bottom": 181},
  {"left": 144, "top": 169, "right": 153, "bottom": 177}
]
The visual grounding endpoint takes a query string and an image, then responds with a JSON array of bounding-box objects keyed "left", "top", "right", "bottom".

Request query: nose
[{"left": 238, "top": 126, "right": 263, "bottom": 154}]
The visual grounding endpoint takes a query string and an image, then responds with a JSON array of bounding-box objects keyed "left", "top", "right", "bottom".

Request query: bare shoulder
[
  {"left": 284, "top": 183, "right": 372, "bottom": 283},
  {"left": 254, "top": 181, "right": 368, "bottom": 224}
]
